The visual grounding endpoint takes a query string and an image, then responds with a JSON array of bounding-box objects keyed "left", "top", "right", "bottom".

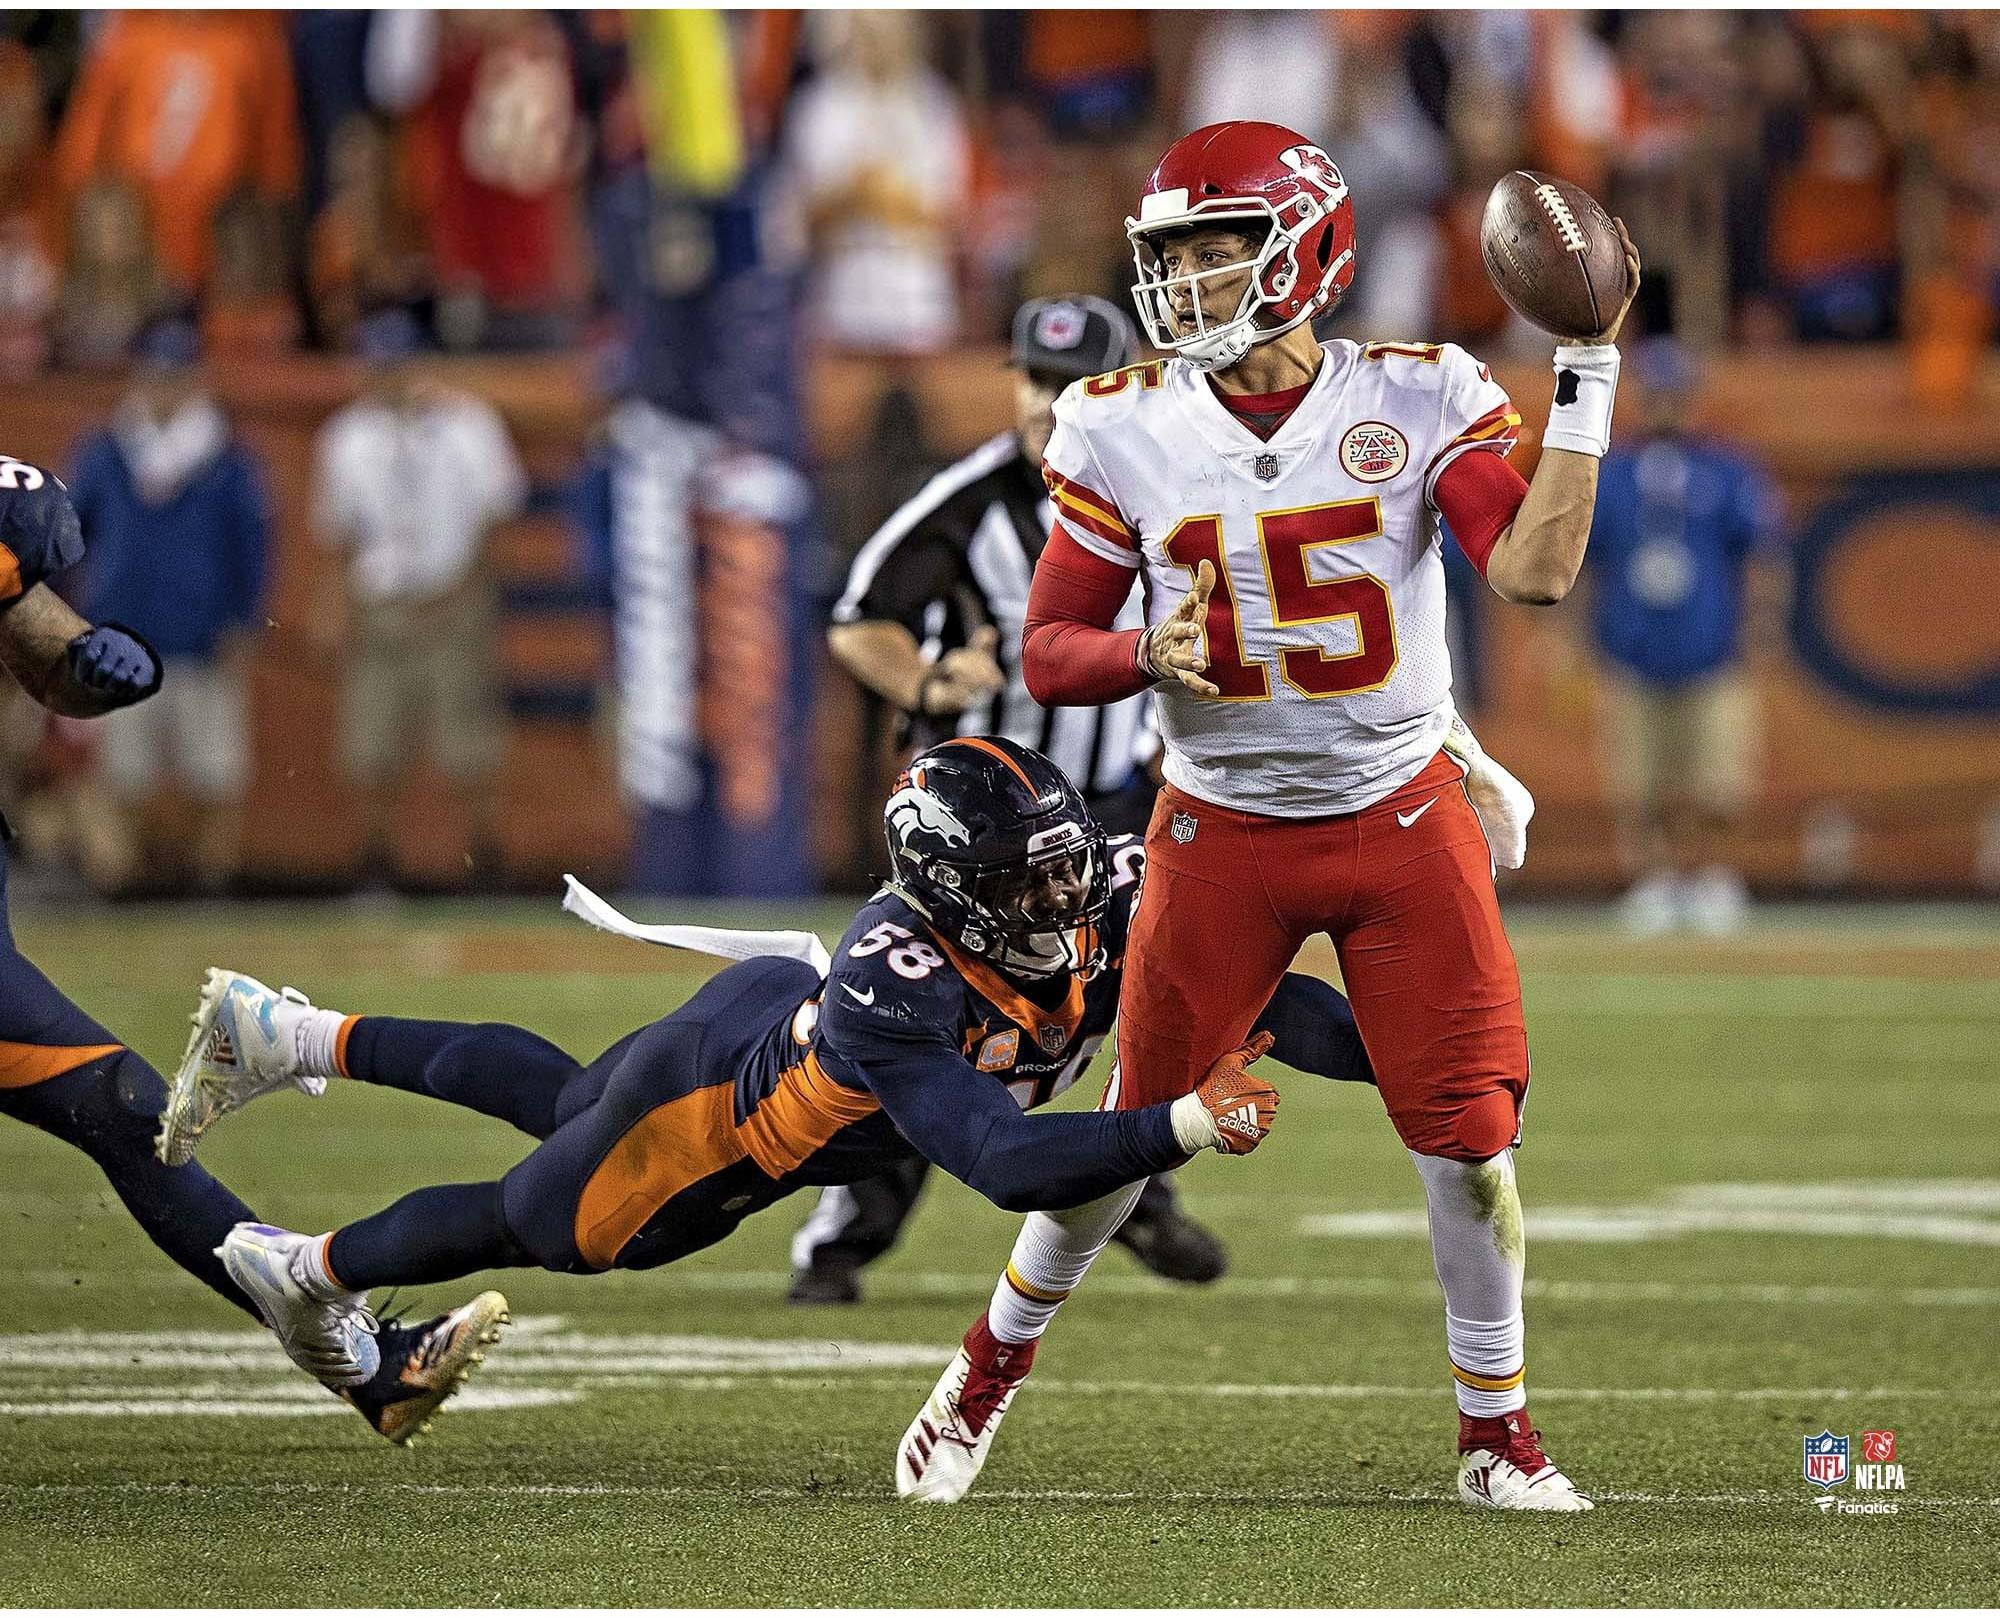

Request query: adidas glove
[{"left": 1170, "top": 1031, "right": 1279, "bottom": 1155}]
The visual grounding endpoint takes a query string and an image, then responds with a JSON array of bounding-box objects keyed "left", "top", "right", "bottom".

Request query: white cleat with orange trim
[
  {"left": 157, "top": 968, "right": 325, "bottom": 1165},
  {"left": 218, "top": 1221, "right": 379, "bottom": 1388}
]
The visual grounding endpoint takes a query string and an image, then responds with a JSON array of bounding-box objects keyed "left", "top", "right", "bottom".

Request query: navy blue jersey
[
  {"left": 814, "top": 831, "right": 1147, "bottom": 1114},
  {"left": 700, "top": 834, "right": 1371, "bottom": 1214},
  {"left": 720, "top": 832, "right": 1160, "bottom": 1200},
  {"left": 0, "top": 456, "right": 83, "bottom": 606}
]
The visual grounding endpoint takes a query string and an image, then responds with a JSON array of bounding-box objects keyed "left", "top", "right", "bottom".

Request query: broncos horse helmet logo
[{"left": 886, "top": 782, "right": 973, "bottom": 851}]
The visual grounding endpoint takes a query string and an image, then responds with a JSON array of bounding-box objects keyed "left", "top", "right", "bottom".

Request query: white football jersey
[{"left": 1042, "top": 340, "right": 1519, "bottom": 817}]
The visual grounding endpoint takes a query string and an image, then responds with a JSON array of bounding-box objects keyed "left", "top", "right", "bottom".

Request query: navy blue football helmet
[{"left": 883, "top": 737, "right": 1109, "bottom": 977}]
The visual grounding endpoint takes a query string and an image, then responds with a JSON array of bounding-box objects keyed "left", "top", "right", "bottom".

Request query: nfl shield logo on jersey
[
  {"left": 1037, "top": 1024, "right": 1068, "bottom": 1054},
  {"left": 1170, "top": 810, "right": 1197, "bottom": 844},
  {"left": 1803, "top": 1430, "right": 1849, "bottom": 1490},
  {"left": 1252, "top": 452, "right": 1281, "bottom": 482}
]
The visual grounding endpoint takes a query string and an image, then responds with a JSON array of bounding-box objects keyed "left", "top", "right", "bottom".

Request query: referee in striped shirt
[{"left": 792, "top": 296, "right": 1226, "bottom": 1305}]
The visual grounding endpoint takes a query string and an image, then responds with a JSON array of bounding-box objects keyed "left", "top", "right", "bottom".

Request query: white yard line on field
[
  {"left": 0, "top": 1389, "right": 578, "bottom": 1418},
  {"left": 651, "top": 1269, "right": 2000, "bottom": 1308},
  {"left": 1, "top": 1478, "right": 1995, "bottom": 1510},
  {"left": 1302, "top": 1179, "right": 2000, "bottom": 1246},
  {"left": 23, "top": 1270, "right": 1998, "bottom": 1307},
  {"left": 0, "top": 1326, "right": 1976, "bottom": 1422}
]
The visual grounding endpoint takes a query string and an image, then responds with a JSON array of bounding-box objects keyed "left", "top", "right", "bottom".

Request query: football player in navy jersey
[
  {"left": 165, "top": 738, "right": 1376, "bottom": 1409},
  {"left": 0, "top": 454, "right": 498, "bottom": 1446}
]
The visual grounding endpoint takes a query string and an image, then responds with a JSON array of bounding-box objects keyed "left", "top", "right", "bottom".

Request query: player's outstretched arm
[
  {"left": 1484, "top": 220, "right": 1642, "bottom": 607},
  {"left": 0, "top": 584, "right": 162, "bottom": 717},
  {"left": 864, "top": 1036, "right": 1278, "bottom": 1214}
]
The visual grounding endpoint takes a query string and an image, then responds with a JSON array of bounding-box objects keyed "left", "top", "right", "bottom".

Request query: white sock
[
  {"left": 289, "top": 1232, "right": 348, "bottom": 1301},
  {"left": 985, "top": 1180, "right": 1146, "bottom": 1344},
  {"left": 1411, "top": 1148, "right": 1528, "bottom": 1419},
  {"left": 292, "top": 1007, "right": 350, "bottom": 1080}
]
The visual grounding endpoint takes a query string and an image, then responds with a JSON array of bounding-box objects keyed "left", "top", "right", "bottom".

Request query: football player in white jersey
[{"left": 896, "top": 121, "right": 1639, "bottom": 1513}]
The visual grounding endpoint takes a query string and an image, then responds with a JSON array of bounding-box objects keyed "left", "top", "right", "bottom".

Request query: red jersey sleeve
[
  {"left": 1433, "top": 448, "right": 1529, "bottom": 577},
  {"left": 1022, "top": 525, "right": 1153, "bottom": 706}
]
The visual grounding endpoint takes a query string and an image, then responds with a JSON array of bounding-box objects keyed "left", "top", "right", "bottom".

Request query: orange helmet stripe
[{"left": 941, "top": 736, "right": 1039, "bottom": 794}]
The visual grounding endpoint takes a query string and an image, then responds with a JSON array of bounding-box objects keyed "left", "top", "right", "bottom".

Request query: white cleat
[
  {"left": 895, "top": 1323, "right": 1036, "bottom": 1503},
  {"left": 157, "top": 968, "right": 326, "bottom": 1165},
  {"left": 1458, "top": 1449, "right": 1595, "bottom": 1513},
  {"left": 217, "top": 1222, "right": 379, "bottom": 1389}
]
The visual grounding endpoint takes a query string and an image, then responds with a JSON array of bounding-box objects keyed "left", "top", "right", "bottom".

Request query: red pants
[{"left": 1111, "top": 751, "right": 1528, "bottom": 1162}]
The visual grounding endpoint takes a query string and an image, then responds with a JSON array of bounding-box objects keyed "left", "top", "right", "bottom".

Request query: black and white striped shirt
[{"left": 832, "top": 432, "right": 1154, "bottom": 798}]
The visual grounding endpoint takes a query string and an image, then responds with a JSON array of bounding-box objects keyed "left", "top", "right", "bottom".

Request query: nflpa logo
[{"left": 1862, "top": 1430, "right": 1896, "bottom": 1464}]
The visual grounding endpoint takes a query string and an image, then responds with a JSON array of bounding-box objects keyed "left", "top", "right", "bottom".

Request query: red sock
[
  {"left": 965, "top": 1311, "right": 1039, "bottom": 1380},
  {"left": 1459, "top": 1404, "right": 1534, "bottom": 1455}
]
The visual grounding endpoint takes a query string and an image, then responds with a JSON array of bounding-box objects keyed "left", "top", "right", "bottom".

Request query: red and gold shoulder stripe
[
  {"left": 1043, "top": 467, "right": 1138, "bottom": 552},
  {"left": 1450, "top": 404, "right": 1524, "bottom": 449}
]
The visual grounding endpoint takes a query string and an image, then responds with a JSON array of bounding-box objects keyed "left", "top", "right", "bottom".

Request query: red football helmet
[{"left": 1126, "top": 121, "right": 1356, "bottom": 372}]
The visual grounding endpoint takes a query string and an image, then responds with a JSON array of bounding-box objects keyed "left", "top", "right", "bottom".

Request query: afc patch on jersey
[{"left": 1340, "top": 421, "right": 1409, "bottom": 483}]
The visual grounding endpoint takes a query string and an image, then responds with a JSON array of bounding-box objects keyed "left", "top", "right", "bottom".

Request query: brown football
[{"left": 1479, "top": 170, "right": 1629, "bottom": 340}]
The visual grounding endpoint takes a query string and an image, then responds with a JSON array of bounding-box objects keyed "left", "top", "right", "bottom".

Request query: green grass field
[{"left": 2, "top": 898, "right": 1997, "bottom": 1606}]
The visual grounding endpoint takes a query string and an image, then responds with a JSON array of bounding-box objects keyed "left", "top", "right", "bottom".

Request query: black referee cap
[{"left": 1010, "top": 295, "right": 1139, "bottom": 382}]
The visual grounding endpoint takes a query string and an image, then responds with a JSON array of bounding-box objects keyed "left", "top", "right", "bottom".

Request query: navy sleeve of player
[
  {"left": 861, "top": 1044, "right": 1184, "bottom": 1213},
  {"left": 816, "top": 909, "right": 1184, "bottom": 1213},
  {"left": 0, "top": 456, "right": 84, "bottom": 605},
  {"left": 1252, "top": 973, "right": 1375, "bottom": 1087}
]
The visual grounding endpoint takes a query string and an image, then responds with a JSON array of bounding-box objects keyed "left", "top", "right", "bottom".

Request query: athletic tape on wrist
[
  {"left": 1543, "top": 343, "right": 1621, "bottom": 458},
  {"left": 1170, "top": 1090, "right": 1218, "bottom": 1153},
  {"left": 1134, "top": 626, "right": 1162, "bottom": 684}
]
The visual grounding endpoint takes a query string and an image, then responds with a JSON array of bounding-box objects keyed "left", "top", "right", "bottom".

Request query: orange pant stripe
[
  {"left": 573, "top": 1081, "right": 744, "bottom": 1270},
  {"left": 0, "top": 1038, "right": 123, "bottom": 1090}
]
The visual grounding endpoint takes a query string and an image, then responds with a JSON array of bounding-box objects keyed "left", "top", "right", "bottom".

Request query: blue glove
[{"left": 65, "top": 622, "right": 162, "bottom": 706}]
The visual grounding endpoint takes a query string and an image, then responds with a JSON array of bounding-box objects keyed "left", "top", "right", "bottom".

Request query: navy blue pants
[
  {"left": 327, "top": 956, "right": 822, "bottom": 1289},
  {"left": 0, "top": 846, "right": 258, "bottom": 1315}
]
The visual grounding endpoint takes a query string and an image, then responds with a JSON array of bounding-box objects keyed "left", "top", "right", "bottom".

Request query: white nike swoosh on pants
[{"left": 1395, "top": 796, "right": 1440, "bottom": 828}]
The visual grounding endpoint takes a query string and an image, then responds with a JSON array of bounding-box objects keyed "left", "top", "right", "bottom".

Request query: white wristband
[
  {"left": 1542, "top": 343, "right": 1621, "bottom": 458},
  {"left": 1170, "top": 1091, "right": 1219, "bottom": 1153}
]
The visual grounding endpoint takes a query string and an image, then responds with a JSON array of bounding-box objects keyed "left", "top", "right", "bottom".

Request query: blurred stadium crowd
[
  {"left": 1, "top": 11, "right": 1997, "bottom": 367},
  {"left": 0, "top": 10, "right": 1996, "bottom": 908}
]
